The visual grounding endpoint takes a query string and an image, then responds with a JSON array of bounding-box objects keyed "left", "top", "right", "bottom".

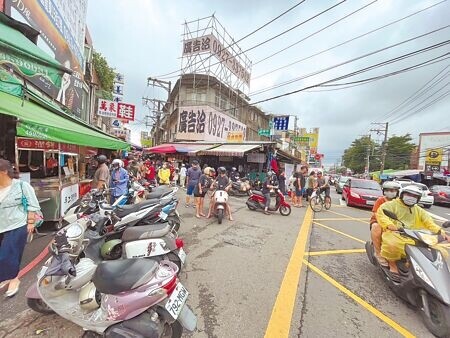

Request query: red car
[{"left": 342, "top": 178, "right": 383, "bottom": 208}]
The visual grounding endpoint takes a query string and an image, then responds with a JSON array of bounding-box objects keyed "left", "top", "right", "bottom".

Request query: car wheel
[{"left": 423, "top": 204, "right": 431, "bottom": 209}]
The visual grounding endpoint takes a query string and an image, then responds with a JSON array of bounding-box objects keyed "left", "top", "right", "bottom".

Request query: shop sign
[
  {"left": 247, "top": 153, "right": 266, "bottom": 163},
  {"left": 425, "top": 148, "right": 443, "bottom": 165},
  {"left": 61, "top": 184, "right": 79, "bottom": 215},
  {"left": 17, "top": 137, "right": 58, "bottom": 150},
  {"left": 98, "top": 99, "right": 117, "bottom": 118},
  {"left": 294, "top": 136, "right": 310, "bottom": 143},
  {"left": 176, "top": 105, "right": 246, "bottom": 142},
  {"left": 226, "top": 131, "right": 244, "bottom": 143},
  {"left": 258, "top": 129, "right": 270, "bottom": 137},
  {"left": 182, "top": 34, "right": 250, "bottom": 85},
  {"left": 60, "top": 143, "right": 79, "bottom": 153},
  {"left": 273, "top": 116, "right": 289, "bottom": 131},
  {"left": 111, "top": 119, "right": 123, "bottom": 129},
  {"left": 425, "top": 162, "right": 440, "bottom": 172},
  {"left": 117, "top": 103, "right": 135, "bottom": 121}
]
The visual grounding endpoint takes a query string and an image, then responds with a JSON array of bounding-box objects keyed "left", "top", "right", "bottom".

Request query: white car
[{"left": 398, "top": 181, "right": 434, "bottom": 209}]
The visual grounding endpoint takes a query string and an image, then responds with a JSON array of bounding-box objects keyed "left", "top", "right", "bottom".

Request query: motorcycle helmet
[
  {"left": 400, "top": 185, "right": 422, "bottom": 206},
  {"left": 231, "top": 167, "right": 237, "bottom": 171},
  {"left": 218, "top": 167, "right": 226, "bottom": 175},
  {"left": 267, "top": 170, "right": 275, "bottom": 178},
  {"left": 79, "top": 281, "right": 101, "bottom": 311},
  {"left": 382, "top": 181, "right": 401, "bottom": 199},
  {"left": 97, "top": 155, "right": 107, "bottom": 164}
]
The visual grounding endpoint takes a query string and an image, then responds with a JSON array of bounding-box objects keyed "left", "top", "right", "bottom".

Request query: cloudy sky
[{"left": 86, "top": 0, "right": 450, "bottom": 165}]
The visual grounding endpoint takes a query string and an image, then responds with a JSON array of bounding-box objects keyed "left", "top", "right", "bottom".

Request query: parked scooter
[
  {"left": 365, "top": 209, "right": 450, "bottom": 337},
  {"left": 246, "top": 188, "right": 291, "bottom": 216},
  {"left": 229, "top": 178, "right": 251, "bottom": 196},
  {"left": 26, "top": 230, "right": 196, "bottom": 337}
]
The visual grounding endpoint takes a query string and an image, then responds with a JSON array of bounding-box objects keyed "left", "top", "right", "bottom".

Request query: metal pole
[
  {"left": 366, "top": 134, "right": 371, "bottom": 178},
  {"left": 379, "top": 122, "right": 389, "bottom": 176}
]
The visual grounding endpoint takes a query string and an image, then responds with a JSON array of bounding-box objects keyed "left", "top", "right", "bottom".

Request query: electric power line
[{"left": 252, "top": 0, "right": 448, "bottom": 80}]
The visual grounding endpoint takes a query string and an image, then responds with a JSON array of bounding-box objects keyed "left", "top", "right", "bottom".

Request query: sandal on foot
[{"left": 376, "top": 255, "right": 389, "bottom": 267}]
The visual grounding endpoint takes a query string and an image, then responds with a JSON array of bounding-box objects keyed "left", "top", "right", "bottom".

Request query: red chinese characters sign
[
  {"left": 117, "top": 103, "right": 135, "bottom": 121},
  {"left": 17, "top": 138, "right": 79, "bottom": 153},
  {"left": 17, "top": 138, "right": 58, "bottom": 150},
  {"left": 97, "top": 99, "right": 117, "bottom": 118}
]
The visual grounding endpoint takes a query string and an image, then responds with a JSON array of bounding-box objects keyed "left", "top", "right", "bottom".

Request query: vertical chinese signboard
[
  {"left": 4, "top": 0, "right": 88, "bottom": 117},
  {"left": 176, "top": 106, "right": 246, "bottom": 142}
]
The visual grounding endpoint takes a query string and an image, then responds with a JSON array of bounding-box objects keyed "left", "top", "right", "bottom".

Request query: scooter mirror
[
  {"left": 383, "top": 209, "right": 398, "bottom": 220},
  {"left": 442, "top": 220, "right": 450, "bottom": 228}
]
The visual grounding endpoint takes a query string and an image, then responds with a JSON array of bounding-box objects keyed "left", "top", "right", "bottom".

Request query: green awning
[
  {"left": 0, "top": 17, "right": 67, "bottom": 88},
  {"left": 0, "top": 91, "right": 129, "bottom": 150}
]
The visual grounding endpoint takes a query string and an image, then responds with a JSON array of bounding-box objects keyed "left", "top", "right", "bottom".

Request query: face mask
[
  {"left": 402, "top": 195, "right": 418, "bottom": 206},
  {"left": 384, "top": 191, "right": 397, "bottom": 199}
]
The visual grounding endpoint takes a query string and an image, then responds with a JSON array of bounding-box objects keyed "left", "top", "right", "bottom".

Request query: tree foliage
[
  {"left": 342, "top": 134, "right": 416, "bottom": 173},
  {"left": 384, "top": 134, "right": 416, "bottom": 170},
  {"left": 93, "top": 51, "right": 115, "bottom": 96},
  {"left": 342, "top": 136, "right": 380, "bottom": 173}
]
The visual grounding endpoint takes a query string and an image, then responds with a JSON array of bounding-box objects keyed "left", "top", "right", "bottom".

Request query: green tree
[
  {"left": 342, "top": 136, "right": 380, "bottom": 173},
  {"left": 93, "top": 51, "right": 115, "bottom": 99},
  {"left": 384, "top": 134, "right": 416, "bottom": 170}
]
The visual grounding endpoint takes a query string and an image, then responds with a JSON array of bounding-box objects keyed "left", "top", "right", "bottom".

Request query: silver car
[{"left": 336, "top": 176, "right": 350, "bottom": 194}]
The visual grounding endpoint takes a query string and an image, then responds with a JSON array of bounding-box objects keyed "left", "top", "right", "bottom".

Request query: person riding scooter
[
  {"left": 230, "top": 167, "right": 240, "bottom": 183},
  {"left": 262, "top": 170, "right": 278, "bottom": 215},
  {"left": 377, "top": 185, "right": 450, "bottom": 279},
  {"left": 369, "top": 181, "right": 401, "bottom": 267},
  {"left": 207, "top": 167, "right": 233, "bottom": 221}
]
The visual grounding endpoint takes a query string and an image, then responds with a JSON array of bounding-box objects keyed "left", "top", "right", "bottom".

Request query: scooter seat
[
  {"left": 93, "top": 258, "right": 159, "bottom": 294},
  {"left": 146, "top": 186, "right": 172, "bottom": 199},
  {"left": 252, "top": 190, "right": 264, "bottom": 197},
  {"left": 122, "top": 222, "right": 171, "bottom": 242},
  {"left": 115, "top": 199, "right": 161, "bottom": 218}
]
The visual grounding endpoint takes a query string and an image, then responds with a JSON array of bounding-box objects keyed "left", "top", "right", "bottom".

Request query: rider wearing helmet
[
  {"left": 92, "top": 155, "right": 110, "bottom": 190},
  {"left": 207, "top": 167, "right": 233, "bottom": 220},
  {"left": 377, "top": 184, "right": 450, "bottom": 277},
  {"left": 369, "top": 181, "right": 401, "bottom": 266},
  {"left": 110, "top": 159, "right": 129, "bottom": 203},
  {"left": 262, "top": 170, "right": 278, "bottom": 215},
  {"left": 230, "top": 167, "right": 240, "bottom": 183}
]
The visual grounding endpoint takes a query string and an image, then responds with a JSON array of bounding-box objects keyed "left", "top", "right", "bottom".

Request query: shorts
[
  {"left": 194, "top": 191, "right": 206, "bottom": 198},
  {"left": 187, "top": 183, "right": 196, "bottom": 196},
  {"left": 295, "top": 188, "right": 304, "bottom": 197}
]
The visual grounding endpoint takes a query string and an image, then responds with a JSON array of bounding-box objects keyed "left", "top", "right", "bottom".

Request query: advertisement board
[
  {"left": 182, "top": 34, "right": 250, "bottom": 85},
  {"left": 304, "top": 132, "right": 319, "bottom": 154},
  {"left": 5, "top": 0, "right": 88, "bottom": 117},
  {"left": 176, "top": 105, "right": 246, "bottom": 142},
  {"left": 418, "top": 132, "right": 450, "bottom": 170},
  {"left": 61, "top": 183, "right": 79, "bottom": 215}
]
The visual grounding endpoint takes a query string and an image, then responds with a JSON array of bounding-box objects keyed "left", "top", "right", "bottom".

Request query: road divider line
[
  {"left": 326, "top": 209, "right": 370, "bottom": 224},
  {"left": 306, "top": 249, "right": 365, "bottom": 256},
  {"left": 426, "top": 210, "right": 448, "bottom": 222},
  {"left": 314, "top": 221, "right": 366, "bottom": 244},
  {"left": 303, "top": 260, "right": 416, "bottom": 338},
  {"left": 264, "top": 207, "right": 313, "bottom": 338},
  {"left": 314, "top": 218, "right": 370, "bottom": 221}
]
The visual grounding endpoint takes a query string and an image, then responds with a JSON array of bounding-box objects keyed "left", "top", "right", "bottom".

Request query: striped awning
[{"left": 197, "top": 144, "right": 260, "bottom": 157}]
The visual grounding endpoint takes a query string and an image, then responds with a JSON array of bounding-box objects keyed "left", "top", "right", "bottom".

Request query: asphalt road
[{"left": 1, "top": 188, "right": 448, "bottom": 338}]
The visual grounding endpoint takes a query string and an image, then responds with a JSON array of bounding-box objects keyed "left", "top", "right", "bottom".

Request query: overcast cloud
[{"left": 86, "top": 0, "right": 450, "bottom": 165}]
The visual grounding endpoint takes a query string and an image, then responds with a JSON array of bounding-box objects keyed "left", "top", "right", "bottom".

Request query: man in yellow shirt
[
  {"left": 377, "top": 185, "right": 450, "bottom": 276},
  {"left": 158, "top": 162, "right": 171, "bottom": 185}
]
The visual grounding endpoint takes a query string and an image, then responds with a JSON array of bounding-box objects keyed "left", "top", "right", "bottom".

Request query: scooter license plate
[
  {"left": 177, "top": 247, "right": 187, "bottom": 264},
  {"left": 160, "top": 211, "right": 168, "bottom": 220},
  {"left": 366, "top": 200, "right": 375, "bottom": 206},
  {"left": 165, "top": 283, "right": 189, "bottom": 320}
]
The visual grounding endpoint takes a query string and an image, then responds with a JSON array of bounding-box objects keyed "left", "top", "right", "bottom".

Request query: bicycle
[{"left": 309, "top": 188, "right": 331, "bottom": 212}]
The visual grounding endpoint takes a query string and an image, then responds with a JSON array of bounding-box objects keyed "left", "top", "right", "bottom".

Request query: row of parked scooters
[{"left": 26, "top": 183, "right": 196, "bottom": 338}]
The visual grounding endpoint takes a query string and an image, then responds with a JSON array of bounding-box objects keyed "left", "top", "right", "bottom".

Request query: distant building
[{"left": 152, "top": 74, "right": 271, "bottom": 145}]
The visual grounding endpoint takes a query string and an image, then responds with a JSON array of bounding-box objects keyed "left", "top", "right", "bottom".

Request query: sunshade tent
[
  {"left": 145, "top": 143, "right": 216, "bottom": 154},
  {"left": 197, "top": 144, "right": 260, "bottom": 157},
  {"left": 0, "top": 91, "right": 129, "bottom": 150}
]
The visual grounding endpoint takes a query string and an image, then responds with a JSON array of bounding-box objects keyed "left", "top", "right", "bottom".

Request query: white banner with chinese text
[{"left": 176, "top": 106, "right": 246, "bottom": 142}]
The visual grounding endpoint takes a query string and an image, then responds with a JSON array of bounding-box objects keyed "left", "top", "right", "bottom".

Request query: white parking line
[
  {"left": 427, "top": 211, "right": 448, "bottom": 222},
  {"left": 339, "top": 198, "right": 346, "bottom": 206}
]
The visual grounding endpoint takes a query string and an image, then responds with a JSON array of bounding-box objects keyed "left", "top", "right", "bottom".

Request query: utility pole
[
  {"left": 370, "top": 122, "right": 389, "bottom": 176},
  {"left": 366, "top": 134, "right": 371, "bottom": 178},
  {"left": 142, "top": 77, "right": 171, "bottom": 146}
]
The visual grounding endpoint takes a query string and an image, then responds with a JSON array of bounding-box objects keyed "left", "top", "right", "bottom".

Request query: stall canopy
[
  {"left": 0, "top": 91, "right": 129, "bottom": 150},
  {"left": 197, "top": 144, "right": 260, "bottom": 157},
  {"left": 145, "top": 143, "right": 216, "bottom": 154},
  {"left": 0, "top": 15, "right": 69, "bottom": 89}
]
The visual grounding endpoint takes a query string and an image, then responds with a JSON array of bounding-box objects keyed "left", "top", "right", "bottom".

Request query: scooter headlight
[
  {"left": 66, "top": 222, "right": 84, "bottom": 239},
  {"left": 410, "top": 256, "right": 434, "bottom": 288}
]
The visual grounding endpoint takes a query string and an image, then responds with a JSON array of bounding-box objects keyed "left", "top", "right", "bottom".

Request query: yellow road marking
[
  {"left": 314, "top": 221, "right": 366, "bottom": 244},
  {"left": 314, "top": 217, "right": 370, "bottom": 221},
  {"left": 264, "top": 207, "right": 313, "bottom": 338},
  {"left": 306, "top": 249, "right": 366, "bottom": 256},
  {"left": 327, "top": 209, "right": 370, "bottom": 224},
  {"left": 303, "top": 260, "right": 416, "bottom": 338}
]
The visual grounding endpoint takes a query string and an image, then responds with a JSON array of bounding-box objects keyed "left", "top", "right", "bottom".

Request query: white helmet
[
  {"left": 400, "top": 184, "right": 422, "bottom": 206},
  {"left": 382, "top": 181, "right": 401, "bottom": 199},
  {"left": 112, "top": 159, "right": 123, "bottom": 167}
]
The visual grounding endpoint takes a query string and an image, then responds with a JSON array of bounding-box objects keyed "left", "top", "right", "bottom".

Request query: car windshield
[{"left": 352, "top": 180, "right": 381, "bottom": 190}]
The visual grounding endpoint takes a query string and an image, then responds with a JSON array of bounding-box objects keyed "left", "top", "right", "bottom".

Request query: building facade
[{"left": 153, "top": 74, "right": 271, "bottom": 145}]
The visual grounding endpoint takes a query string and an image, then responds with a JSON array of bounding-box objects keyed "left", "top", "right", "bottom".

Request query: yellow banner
[
  {"left": 425, "top": 148, "right": 443, "bottom": 165},
  {"left": 227, "top": 131, "right": 244, "bottom": 143}
]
